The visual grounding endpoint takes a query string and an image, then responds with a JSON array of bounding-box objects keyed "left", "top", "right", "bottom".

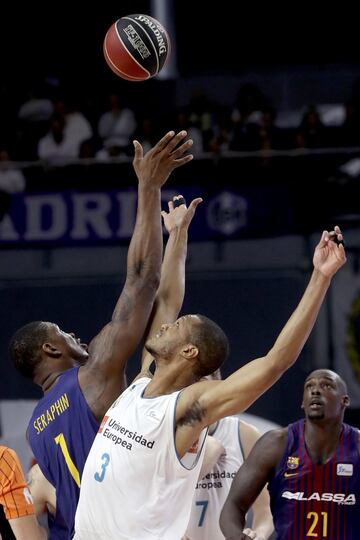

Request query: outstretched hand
[
  {"left": 132, "top": 130, "right": 193, "bottom": 189},
  {"left": 161, "top": 195, "right": 203, "bottom": 233},
  {"left": 313, "top": 225, "right": 347, "bottom": 277}
]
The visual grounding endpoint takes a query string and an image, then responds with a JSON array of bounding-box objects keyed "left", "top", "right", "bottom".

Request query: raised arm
[
  {"left": 175, "top": 228, "right": 346, "bottom": 452},
  {"left": 140, "top": 195, "right": 202, "bottom": 377},
  {"left": 201, "top": 227, "right": 346, "bottom": 424},
  {"left": 220, "top": 429, "right": 286, "bottom": 539},
  {"left": 80, "top": 131, "right": 194, "bottom": 419}
]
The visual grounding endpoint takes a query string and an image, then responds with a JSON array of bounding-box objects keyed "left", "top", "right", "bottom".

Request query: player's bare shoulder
[
  {"left": 175, "top": 380, "right": 218, "bottom": 428},
  {"left": 250, "top": 427, "right": 288, "bottom": 465}
]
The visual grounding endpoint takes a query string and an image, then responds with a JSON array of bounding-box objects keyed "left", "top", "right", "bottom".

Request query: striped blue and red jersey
[
  {"left": 268, "top": 419, "right": 360, "bottom": 540},
  {"left": 27, "top": 367, "right": 99, "bottom": 540}
]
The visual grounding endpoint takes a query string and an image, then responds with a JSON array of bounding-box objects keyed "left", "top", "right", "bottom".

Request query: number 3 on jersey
[{"left": 94, "top": 453, "right": 110, "bottom": 483}]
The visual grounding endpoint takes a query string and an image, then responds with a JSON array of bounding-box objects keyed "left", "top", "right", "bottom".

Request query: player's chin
[
  {"left": 307, "top": 411, "right": 325, "bottom": 421},
  {"left": 145, "top": 339, "right": 156, "bottom": 356},
  {"left": 77, "top": 351, "right": 89, "bottom": 365}
]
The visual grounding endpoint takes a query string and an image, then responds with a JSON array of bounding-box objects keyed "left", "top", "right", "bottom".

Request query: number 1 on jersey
[{"left": 54, "top": 433, "right": 81, "bottom": 487}]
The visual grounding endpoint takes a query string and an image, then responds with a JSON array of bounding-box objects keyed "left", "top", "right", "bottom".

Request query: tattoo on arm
[{"left": 178, "top": 400, "right": 206, "bottom": 427}]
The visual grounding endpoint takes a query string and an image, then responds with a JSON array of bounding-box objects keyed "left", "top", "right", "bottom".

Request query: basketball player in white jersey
[
  {"left": 184, "top": 370, "right": 273, "bottom": 540},
  {"left": 74, "top": 226, "right": 346, "bottom": 540},
  {"left": 25, "top": 193, "right": 202, "bottom": 522}
]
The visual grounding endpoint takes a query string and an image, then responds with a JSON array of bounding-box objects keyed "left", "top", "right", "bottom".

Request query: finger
[
  {"left": 317, "top": 230, "right": 329, "bottom": 247},
  {"left": 337, "top": 242, "right": 347, "bottom": 257},
  {"left": 132, "top": 140, "right": 143, "bottom": 160},
  {"left": 153, "top": 131, "right": 176, "bottom": 153},
  {"left": 170, "top": 139, "right": 194, "bottom": 160},
  {"left": 329, "top": 231, "right": 345, "bottom": 246},
  {"left": 164, "top": 130, "right": 189, "bottom": 154},
  {"left": 173, "top": 195, "right": 187, "bottom": 208},
  {"left": 168, "top": 200, "right": 174, "bottom": 211},
  {"left": 161, "top": 211, "right": 167, "bottom": 219},
  {"left": 172, "top": 154, "right": 194, "bottom": 168},
  {"left": 188, "top": 197, "right": 203, "bottom": 214},
  {"left": 243, "top": 528, "right": 256, "bottom": 539}
]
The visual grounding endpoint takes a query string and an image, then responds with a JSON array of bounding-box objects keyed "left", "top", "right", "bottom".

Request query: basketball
[{"left": 103, "top": 14, "right": 171, "bottom": 81}]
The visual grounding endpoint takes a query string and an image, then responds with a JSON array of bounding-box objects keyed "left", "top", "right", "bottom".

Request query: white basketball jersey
[
  {"left": 186, "top": 416, "right": 244, "bottom": 540},
  {"left": 74, "top": 377, "right": 207, "bottom": 540}
]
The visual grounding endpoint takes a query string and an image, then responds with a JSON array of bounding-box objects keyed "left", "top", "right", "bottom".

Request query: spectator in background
[
  {"left": 97, "top": 93, "right": 137, "bottom": 154},
  {"left": 95, "top": 137, "right": 130, "bottom": 161},
  {"left": 175, "top": 107, "right": 204, "bottom": 155},
  {"left": 133, "top": 115, "right": 160, "bottom": 155},
  {"left": 188, "top": 89, "right": 215, "bottom": 150},
  {"left": 230, "top": 83, "right": 271, "bottom": 152},
  {"left": 37, "top": 112, "right": 77, "bottom": 163},
  {"left": 337, "top": 101, "right": 360, "bottom": 147},
  {"left": 295, "top": 105, "right": 328, "bottom": 149},
  {"left": 17, "top": 83, "right": 54, "bottom": 124},
  {"left": 57, "top": 97, "right": 93, "bottom": 154},
  {"left": 0, "top": 148, "right": 26, "bottom": 222}
]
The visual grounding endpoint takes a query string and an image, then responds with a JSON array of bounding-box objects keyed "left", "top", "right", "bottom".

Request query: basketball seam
[
  {"left": 122, "top": 16, "right": 160, "bottom": 74},
  {"left": 104, "top": 39, "right": 150, "bottom": 80}
]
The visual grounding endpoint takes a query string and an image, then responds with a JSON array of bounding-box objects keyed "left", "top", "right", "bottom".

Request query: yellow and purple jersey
[{"left": 27, "top": 367, "right": 98, "bottom": 539}]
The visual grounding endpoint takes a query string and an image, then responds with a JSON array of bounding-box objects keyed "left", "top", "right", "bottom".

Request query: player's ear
[
  {"left": 342, "top": 395, "right": 350, "bottom": 408},
  {"left": 42, "top": 342, "right": 62, "bottom": 358},
  {"left": 181, "top": 343, "right": 199, "bottom": 360}
]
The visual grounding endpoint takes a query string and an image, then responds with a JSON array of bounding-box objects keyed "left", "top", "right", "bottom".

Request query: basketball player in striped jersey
[
  {"left": 9, "top": 130, "right": 194, "bottom": 539},
  {"left": 0, "top": 445, "right": 46, "bottom": 540},
  {"left": 220, "top": 369, "right": 360, "bottom": 540},
  {"left": 74, "top": 228, "right": 346, "bottom": 540},
  {"left": 184, "top": 370, "right": 273, "bottom": 540}
]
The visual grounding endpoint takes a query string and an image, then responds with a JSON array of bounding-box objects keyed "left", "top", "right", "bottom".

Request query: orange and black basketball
[{"left": 103, "top": 14, "right": 171, "bottom": 81}]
